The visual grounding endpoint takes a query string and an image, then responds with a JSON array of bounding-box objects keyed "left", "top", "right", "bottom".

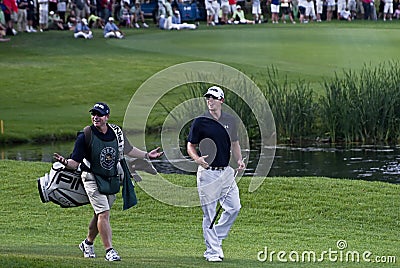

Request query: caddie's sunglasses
[{"left": 91, "top": 111, "right": 105, "bottom": 117}]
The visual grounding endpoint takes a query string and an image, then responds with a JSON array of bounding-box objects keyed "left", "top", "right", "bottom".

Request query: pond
[{"left": 1, "top": 142, "right": 400, "bottom": 184}]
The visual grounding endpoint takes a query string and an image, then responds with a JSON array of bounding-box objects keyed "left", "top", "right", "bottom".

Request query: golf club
[{"left": 209, "top": 157, "right": 246, "bottom": 229}]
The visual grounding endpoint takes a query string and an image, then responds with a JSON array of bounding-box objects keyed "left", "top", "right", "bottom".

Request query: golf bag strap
[
  {"left": 82, "top": 124, "right": 125, "bottom": 167},
  {"left": 83, "top": 126, "right": 91, "bottom": 150}
]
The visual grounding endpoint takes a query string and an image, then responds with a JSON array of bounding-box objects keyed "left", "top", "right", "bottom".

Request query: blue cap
[{"left": 89, "top": 102, "right": 110, "bottom": 116}]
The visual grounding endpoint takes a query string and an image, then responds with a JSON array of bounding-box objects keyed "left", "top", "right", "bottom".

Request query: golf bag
[
  {"left": 38, "top": 158, "right": 157, "bottom": 208},
  {"left": 37, "top": 162, "right": 90, "bottom": 208}
]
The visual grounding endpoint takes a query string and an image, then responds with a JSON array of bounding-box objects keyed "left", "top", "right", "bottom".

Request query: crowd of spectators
[{"left": 1, "top": 0, "right": 399, "bottom": 40}]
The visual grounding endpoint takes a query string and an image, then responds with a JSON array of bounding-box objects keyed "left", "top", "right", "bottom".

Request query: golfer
[
  {"left": 53, "top": 102, "right": 163, "bottom": 261},
  {"left": 187, "top": 86, "right": 245, "bottom": 262}
]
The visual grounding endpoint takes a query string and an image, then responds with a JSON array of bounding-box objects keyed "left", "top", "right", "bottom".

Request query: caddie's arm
[
  {"left": 126, "top": 146, "right": 163, "bottom": 159},
  {"left": 231, "top": 141, "right": 245, "bottom": 170},
  {"left": 187, "top": 142, "right": 209, "bottom": 169},
  {"left": 53, "top": 153, "right": 80, "bottom": 170}
]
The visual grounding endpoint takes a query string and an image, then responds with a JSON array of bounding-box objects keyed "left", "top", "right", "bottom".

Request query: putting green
[{"left": 113, "top": 24, "right": 400, "bottom": 81}]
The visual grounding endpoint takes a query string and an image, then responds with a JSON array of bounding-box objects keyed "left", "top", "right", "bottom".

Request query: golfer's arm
[
  {"left": 187, "top": 142, "right": 200, "bottom": 161},
  {"left": 231, "top": 141, "right": 243, "bottom": 162}
]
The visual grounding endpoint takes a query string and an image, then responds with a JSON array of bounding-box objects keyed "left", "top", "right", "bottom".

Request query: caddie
[{"left": 53, "top": 102, "right": 163, "bottom": 262}]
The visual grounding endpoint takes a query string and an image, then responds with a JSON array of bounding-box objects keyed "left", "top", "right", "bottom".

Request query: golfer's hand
[
  {"left": 147, "top": 147, "right": 164, "bottom": 159},
  {"left": 195, "top": 155, "right": 209, "bottom": 169},
  {"left": 53, "top": 153, "right": 66, "bottom": 165},
  {"left": 237, "top": 159, "right": 246, "bottom": 171}
]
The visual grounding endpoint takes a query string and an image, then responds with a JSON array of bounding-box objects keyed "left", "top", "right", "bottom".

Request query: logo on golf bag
[{"left": 37, "top": 162, "right": 90, "bottom": 208}]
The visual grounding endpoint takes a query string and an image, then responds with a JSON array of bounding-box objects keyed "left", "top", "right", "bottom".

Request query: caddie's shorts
[{"left": 81, "top": 171, "right": 116, "bottom": 215}]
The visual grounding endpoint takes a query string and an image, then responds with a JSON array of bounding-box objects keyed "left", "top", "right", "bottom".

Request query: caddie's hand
[
  {"left": 146, "top": 147, "right": 164, "bottom": 159},
  {"left": 195, "top": 155, "right": 209, "bottom": 169},
  {"left": 53, "top": 153, "right": 67, "bottom": 165}
]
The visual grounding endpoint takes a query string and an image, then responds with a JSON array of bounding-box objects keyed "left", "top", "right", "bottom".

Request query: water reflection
[{"left": 1, "top": 142, "right": 399, "bottom": 184}]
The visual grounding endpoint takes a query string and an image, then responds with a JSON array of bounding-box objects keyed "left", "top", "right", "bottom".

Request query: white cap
[
  {"left": 204, "top": 86, "right": 224, "bottom": 100},
  {"left": 108, "top": 17, "right": 114, "bottom": 21},
  {"left": 50, "top": 11, "right": 55, "bottom": 15},
  {"left": 81, "top": 18, "right": 88, "bottom": 25},
  {"left": 236, "top": 5, "right": 241, "bottom": 9}
]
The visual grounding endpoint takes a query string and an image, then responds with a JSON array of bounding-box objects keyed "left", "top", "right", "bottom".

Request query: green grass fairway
[
  {"left": 1, "top": 22, "right": 400, "bottom": 142},
  {"left": 0, "top": 160, "right": 398, "bottom": 267}
]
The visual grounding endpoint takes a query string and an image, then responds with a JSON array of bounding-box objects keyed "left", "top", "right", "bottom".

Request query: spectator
[
  {"left": 113, "top": 0, "right": 121, "bottom": 20},
  {"left": 104, "top": 16, "right": 124, "bottom": 38},
  {"left": 49, "top": 10, "right": 65, "bottom": 30},
  {"left": 3, "top": 0, "right": 18, "bottom": 35},
  {"left": 270, "top": 0, "right": 280, "bottom": 23},
  {"left": 205, "top": 0, "right": 220, "bottom": 25},
  {"left": 370, "top": 0, "right": 377, "bottom": 19},
  {"left": 261, "top": 0, "right": 270, "bottom": 22},
  {"left": 229, "top": 4, "right": 255, "bottom": 23},
  {"left": 0, "top": 3, "right": 11, "bottom": 41},
  {"left": 88, "top": 13, "right": 105, "bottom": 28},
  {"left": 315, "top": 0, "right": 323, "bottom": 21},
  {"left": 394, "top": 3, "right": 400, "bottom": 18},
  {"left": 228, "top": 0, "right": 236, "bottom": 15},
  {"left": 119, "top": 0, "right": 131, "bottom": 27},
  {"left": 383, "top": 0, "right": 393, "bottom": 20},
  {"left": 348, "top": 0, "right": 357, "bottom": 19},
  {"left": 87, "top": 0, "right": 97, "bottom": 15},
  {"left": 337, "top": 0, "right": 347, "bottom": 19},
  {"left": 362, "top": 0, "right": 372, "bottom": 19},
  {"left": 159, "top": 6, "right": 197, "bottom": 29},
  {"left": 298, "top": 0, "right": 308, "bottom": 22},
  {"left": 57, "top": 0, "right": 67, "bottom": 23},
  {"left": 252, "top": 0, "right": 262, "bottom": 23},
  {"left": 38, "top": 0, "right": 48, "bottom": 31},
  {"left": 378, "top": 0, "right": 384, "bottom": 18},
  {"left": 172, "top": 7, "right": 197, "bottom": 29},
  {"left": 17, "top": 0, "right": 28, "bottom": 32},
  {"left": 67, "top": 8, "right": 77, "bottom": 30},
  {"left": 157, "top": 0, "right": 166, "bottom": 21},
  {"left": 131, "top": 0, "right": 149, "bottom": 28},
  {"left": 305, "top": 0, "right": 316, "bottom": 21},
  {"left": 49, "top": 0, "right": 56, "bottom": 12},
  {"left": 74, "top": 17, "right": 93, "bottom": 38},
  {"left": 220, "top": 0, "right": 230, "bottom": 24},
  {"left": 73, "top": 0, "right": 87, "bottom": 19},
  {"left": 26, "top": 0, "right": 36, "bottom": 32},
  {"left": 281, "top": 0, "right": 296, "bottom": 23},
  {"left": 339, "top": 7, "right": 352, "bottom": 20}
]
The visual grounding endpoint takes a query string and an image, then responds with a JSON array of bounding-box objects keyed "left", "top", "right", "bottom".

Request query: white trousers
[
  {"left": 197, "top": 166, "right": 241, "bottom": 259},
  {"left": 104, "top": 31, "right": 123, "bottom": 39},
  {"left": 74, "top": 31, "right": 93, "bottom": 39}
]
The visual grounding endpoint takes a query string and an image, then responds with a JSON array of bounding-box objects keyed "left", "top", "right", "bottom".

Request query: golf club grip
[{"left": 209, "top": 205, "right": 222, "bottom": 229}]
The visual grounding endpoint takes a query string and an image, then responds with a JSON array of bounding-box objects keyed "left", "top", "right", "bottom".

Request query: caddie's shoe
[
  {"left": 207, "top": 256, "right": 222, "bottom": 262},
  {"left": 105, "top": 248, "right": 121, "bottom": 261},
  {"left": 79, "top": 240, "right": 96, "bottom": 258}
]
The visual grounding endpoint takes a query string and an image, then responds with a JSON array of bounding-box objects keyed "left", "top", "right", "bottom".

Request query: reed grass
[
  {"left": 320, "top": 62, "right": 400, "bottom": 143},
  {"left": 262, "top": 67, "right": 317, "bottom": 143}
]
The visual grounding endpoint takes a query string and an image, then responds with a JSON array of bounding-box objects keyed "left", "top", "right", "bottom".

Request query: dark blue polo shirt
[{"left": 187, "top": 111, "right": 239, "bottom": 167}]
